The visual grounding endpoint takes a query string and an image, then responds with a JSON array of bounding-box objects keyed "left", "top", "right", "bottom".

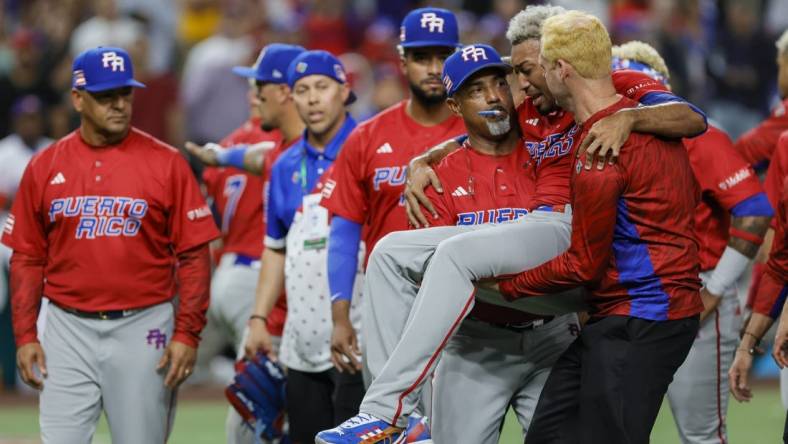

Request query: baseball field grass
[{"left": 0, "top": 383, "right": 783, "bottom": 443}]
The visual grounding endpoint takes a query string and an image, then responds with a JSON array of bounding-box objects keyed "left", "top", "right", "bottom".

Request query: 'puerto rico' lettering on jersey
[
  {"left": 456, "top": 207, "right": 529, "bottom": 225},
  {"left": 372, "top": 166, "right": 408, "bottom": 191},
  {"left": 525, "top": 125, "right": 579, "bottom": 166},
  {"left": 48, "top": 195, "right": 149, "bottom": 239}
]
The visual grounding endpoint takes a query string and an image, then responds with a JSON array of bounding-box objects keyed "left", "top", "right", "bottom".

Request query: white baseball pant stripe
[
  {"left": 666, "top": 270, "right": 741, "bottom": 444},
  {"left": 359, "top": 209, "right": 573, "bottom": 427},
  {"left": 39, "top": 301, "right": 176, "bottom": 444}
]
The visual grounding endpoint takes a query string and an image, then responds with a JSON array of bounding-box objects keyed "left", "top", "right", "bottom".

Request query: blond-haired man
[{"left": 496, "top": 11, "right": 704, "bottom": 443}]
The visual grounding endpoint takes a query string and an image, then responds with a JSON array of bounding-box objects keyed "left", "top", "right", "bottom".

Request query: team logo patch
[
  {"left": 272, "top": 69, "right": 283, "bottom": 79},
  {"left": 2, "top": 214, "right": 14, "bottom": 235},
  {"left": 400, "top": 25, "right": 406, "bottom": 42},
  {"left": 295, "top": 62, "right": 308, "bottom": 73},
  {"left": 322, "top": 179, "right": 336, "bottom": 198},
  {"left": 291, "top": 170, "right": 301, "bottom": 185},
  {"left": 442, "top": 75, "right": 453, "bottom": 92},
  {"left": 146, "top": 328, "right": 167, "bottom": 349},
  {"left": 187, "top": 205, "right": 212, "bottom": 221},
  {"left": 333, "top": 64, "right": 346, "bottom": 83},
  {"left": 73, "top": 70, "right": 86, "bottom": 87}
]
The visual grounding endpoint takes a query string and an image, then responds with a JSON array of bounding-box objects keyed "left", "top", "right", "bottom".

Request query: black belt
[
  {"left": 55, "top": 302, "right": 143, "bottom": 320},
  {"left": 470, "top": 315, "right": 555, "bottom": 333}
]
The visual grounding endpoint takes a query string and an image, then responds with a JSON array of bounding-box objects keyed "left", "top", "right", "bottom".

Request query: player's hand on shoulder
[
  {"left": 16, "top": 342, "right": 47, "bottom": 390},
  {"left": 577, "top": 110, "right": 634, "bottom": 171},
  {"left": 330, "top": 318, "right": 361, "bottom": 374},
  {"left": 157, "top": 340, "right": 197, "bottom": 389},
  {"left": 184, "top": 141, "right": 221, "bottom": 166},
  {"left": 244, "top": 319, "right": 276, "bottom": 362},
  {"left": 405, "top": 157, "right": 441, "bottom": 228}
]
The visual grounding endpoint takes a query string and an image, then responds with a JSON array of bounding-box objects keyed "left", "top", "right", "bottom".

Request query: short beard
[
  {"left": 409, "top": 80, "right": 446, "bottom": 107},
  {"left": 485, "top": 118, "right": 511, "bottom": 136}
]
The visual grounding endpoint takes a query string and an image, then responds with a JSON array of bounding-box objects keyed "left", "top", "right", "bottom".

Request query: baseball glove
[{"left": 226, "top": 351, "right": 287, "bottom": 443}]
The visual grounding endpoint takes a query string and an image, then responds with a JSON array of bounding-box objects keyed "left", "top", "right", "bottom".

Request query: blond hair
[
  {"left": 777, "top": 29, "right": 788, "bottom": 58},
  {"left": 541, "top": 10, "right": 611, "bottom": 79},
  {"left": 612, "top": 41, "right": 670, "bottom": 81},
  {"left": 506, "top": 4, "right": 567, "bottom": 45}
]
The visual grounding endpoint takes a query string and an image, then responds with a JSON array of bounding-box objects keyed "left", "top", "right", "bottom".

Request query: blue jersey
[{"left": 265, "top": 115, "right": 357, "bottom": 249}]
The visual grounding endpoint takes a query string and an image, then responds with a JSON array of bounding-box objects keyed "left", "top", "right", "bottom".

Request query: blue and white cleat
[
  {"left": 404, "top": 415, "right": 433, "bottom": 444},
  {"left": 315, "top": 413, "right": 405, "bottom": 444}
]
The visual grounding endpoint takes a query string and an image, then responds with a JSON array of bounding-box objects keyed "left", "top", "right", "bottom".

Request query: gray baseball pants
[
  {"left": 666, "top": 270, "right": 741, "bottom": 444},
  {"left": 432, "top": 314, "right": 578, "bottom": 443},
  {"left": 39, "top": 301, "right": 176, "bottom": 444},
  {"left": 359, "top": 209, "right": 574, "bottom": 427}
]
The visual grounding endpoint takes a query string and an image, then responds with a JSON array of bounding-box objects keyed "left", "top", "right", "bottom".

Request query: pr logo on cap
[
  {"left": 101, "top": 51, "right": 126, "bottom": 72},
  {"left": 461, "top": 46, "right": 488, "bottom": 62},
  {"left": 420, "top": 12, "right": 444, "bottom": 33}
]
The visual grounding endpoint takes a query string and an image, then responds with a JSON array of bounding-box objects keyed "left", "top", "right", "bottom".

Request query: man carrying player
[
  {"left": 4, "top": 46, "right": 219, "bottom": 443},
  {"left": 316, "top": 5, "right": 708, "bottom": 443}
]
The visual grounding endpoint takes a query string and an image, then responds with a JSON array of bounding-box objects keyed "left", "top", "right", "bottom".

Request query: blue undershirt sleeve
[{"left": 327, "top": 215, "right": 363, "bottom": 303}]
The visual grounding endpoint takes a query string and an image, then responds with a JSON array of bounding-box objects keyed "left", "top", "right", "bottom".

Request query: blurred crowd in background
[
  {"left": 1, "top": 0, "right": 788, "bottom": 389},
  {"left": 2, "top": 0, "right": 788, "bottom": 149}
]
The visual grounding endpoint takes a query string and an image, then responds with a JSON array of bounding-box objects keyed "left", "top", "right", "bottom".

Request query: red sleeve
[
  {"left": 1, "top": 159, "right": 46, "bottom": 257},
  {"left": 753, "top": 170, "right": 788, "bottom": 318},
  {"left": 168, "top": 154, "right": 220, "bottom": 253},
  {"left": 172, "top": 244, "right": 211, "bottom": 346},
  {"left": 499, "top": 159, "right": 625, "bottom": 297},
  {"left": 320, "top": 129, "right": 368, "bottom": 223},
  {"left": 688, "top": 128, "right": 763, "bottom": 209},
  {"left": 9, "top": 252, "right": 45, "bottom": 346},
  {"left": 612, "top": 70, "right": 669, "bottom": 102},
  {"left": 201, "top": 166, "right": 221, "bottom": 201},
  {"left": 764, "top": 135, "right": 788, "bottom": 215},
  {"left": 735, "top": 104, "right": 788, "bottom": 166},
  {"left": 422, "top": 172, "right": 457, "bottom": 227}
]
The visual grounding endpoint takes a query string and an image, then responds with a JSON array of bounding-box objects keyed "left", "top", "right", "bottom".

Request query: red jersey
[
  {"left": 685, "top": 126, "right": 765, "bottom": 271},
  {"left": 424, "top": 141, "right": 539, "bottom": 324},
  {"left": 202, "top": 118, "right": 281, "bottom": 258},
  {"left": 1, "top": 128, "right": 220, "bottom": 342},
  {"left": 753, "top": 133, "right": 788, "bottom": 318},
  {"left": 320, "top": 101, "right": 465, "bottom": 263},
  {"left": 735, "top": 98, "right": 788, "bottom": 167},
  {"left": 522, "top": 69, "right": 672, "bottom": 208},
  {"left": 500, "top": 98, "right": 703, "bottom": 321}
]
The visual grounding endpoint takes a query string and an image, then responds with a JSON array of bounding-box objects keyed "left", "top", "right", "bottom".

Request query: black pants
[
  {"left": 525, "top": 315, "right": 699, "bottom": 444},
  {"left": 286, "top": 367, "right": 365, "bottom": 444}
]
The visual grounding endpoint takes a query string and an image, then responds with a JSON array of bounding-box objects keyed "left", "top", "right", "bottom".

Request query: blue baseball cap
[
  {"left": 72, "top": 46, "right": 145, "bottom": 92},
  {"left": 232, "top": 43, "right": 306, "bottom": 84},
  {"left": 442, "top": 44, "right": 511, "bottom": 97},
  {"left": 399, "top": 7, "right": 460, "bottom": 49},
  {"left": 287, "top": 50, "right": 357, "bottom": 105}
]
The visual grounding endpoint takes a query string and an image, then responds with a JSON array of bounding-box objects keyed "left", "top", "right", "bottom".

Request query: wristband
[
  {"left": 705, "top": 246, "right": 751, "bottom": 296},
  {"left": 249, "top": 314, "right": 267, "bottom": 324},
  {"left": 743, "top": 331, "right": 761, "bottom": 346},
  {"left": 215, "top": 144, "right": 249, "bottom": 169}
]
